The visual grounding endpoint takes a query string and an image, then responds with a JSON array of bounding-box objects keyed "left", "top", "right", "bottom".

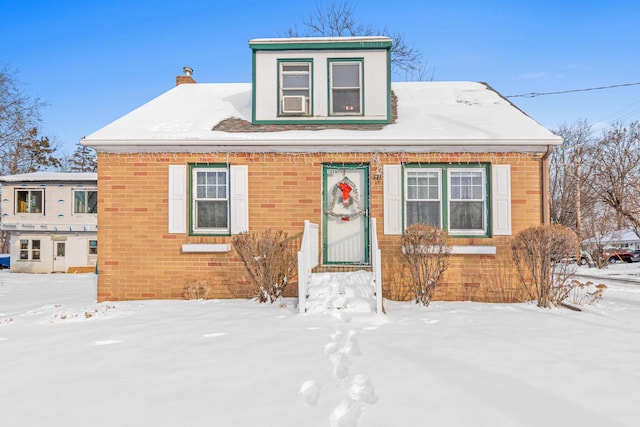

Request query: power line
[{"left": 505, "top": 82, "right": 640, "bottom": 99}]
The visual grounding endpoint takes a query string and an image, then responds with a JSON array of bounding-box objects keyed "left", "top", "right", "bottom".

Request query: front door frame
[{"left": 322, "top": 163, "right": 370, "bottom": 265}]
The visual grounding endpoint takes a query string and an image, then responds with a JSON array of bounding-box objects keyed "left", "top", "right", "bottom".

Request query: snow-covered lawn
[{"left": 1, "top": 266, "right": 639, "bottom": 427}]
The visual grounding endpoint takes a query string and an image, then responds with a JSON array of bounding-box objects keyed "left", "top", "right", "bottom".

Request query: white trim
[
  {"left": 181, "top": 244, "right": 231, "bottom": 253},
  {"left": 451, "top": 245, "right": 496, "bottom": 255}
]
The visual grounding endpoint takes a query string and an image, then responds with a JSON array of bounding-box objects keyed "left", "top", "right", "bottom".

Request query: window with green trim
[
  {"left": 279, "top": 61, "right": 311, "bottom": 115},
  {"left": 405, "top": 165, "right": 489, "bottom": 236},
  {"left": 329, "top": 60, "right": 362, "bottom": 115},
  {"left": 190, "top": 165, "right": 229, "bottom": 234}
]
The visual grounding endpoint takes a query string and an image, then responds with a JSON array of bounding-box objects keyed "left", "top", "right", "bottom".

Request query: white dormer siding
[{"left": 250, "top": 37, "right": 392, "bottom": 124}]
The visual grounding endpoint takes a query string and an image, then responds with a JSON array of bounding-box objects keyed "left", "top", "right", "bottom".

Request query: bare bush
[
  {"left": 480, "top": 260, "right": 530, "bottom": 303},
  {"left": 232, "top": 229, "right": 297, "bottom": 303},
  {"left": 568, "top": 281, "right": 607, "bottom": 306},
  {"left": 400, "top": 224, "right": 451, "bottom": 307},
  {"left": 511, "top": 224, "right": 579, "bottom": 308}
]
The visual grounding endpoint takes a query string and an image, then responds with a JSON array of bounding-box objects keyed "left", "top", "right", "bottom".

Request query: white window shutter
[
  {"left": 230, "top": 165, "right": 249, "bottom": 234},
  {"left": 383, "top": 164, "right": 403, "bottom": 235},
  {"left": 492, "top": 164, "right": 511, "bottom": 236},
  {"left": 168, "top": 165, "right": 187, "bottom": 234}
]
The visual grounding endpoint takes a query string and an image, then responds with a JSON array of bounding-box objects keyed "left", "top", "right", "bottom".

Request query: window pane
[
  {"left": 406, "top": 201, "right": 440, "bottom": 227},
  {"left": 407, "top": 171, "right": 439, "bottom": 201},
  {"left": 283, "top": 74, "right": 309, "bottom": 89},
  {"left": 283, "top": 64, "right": 309, "bottom": 72},
  {"left": 450, "top": 171, "right": 483, "bottom": 201},
  {"left": 87, "top": 191, "right": 98, "bottom": 213},
  {"left": 30, "top": 191, "right": 43, "bottom": 213},
  {"left": 332, "top": 89, "right": 360, "bottom": 113},
  {"left": 17, "top": 191, "right": 28, "bottom": 213},
  {"left": 332, "top": 63, "right": 359, "bottom": 87},
  {"left": 196, "top": 200, "right": 228, "bottom": 229},
  {"left": 74, "top": 191, "right": 86, "bottom": 213},
  {"left": 450, "top": 201, "right": 483, "bottom": 230}
]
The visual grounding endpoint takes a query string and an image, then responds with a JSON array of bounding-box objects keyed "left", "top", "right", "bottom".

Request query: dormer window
[
  {"left": 279, "top": 60, "right": 311, "bottom": 115},
  {"left": 329, "top": 59, "right": 362, "bottom": 115}
]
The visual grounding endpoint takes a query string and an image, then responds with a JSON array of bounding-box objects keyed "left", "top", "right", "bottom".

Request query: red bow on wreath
[{"left": 339, "top": 181, "right": 352, "bottom": 205}]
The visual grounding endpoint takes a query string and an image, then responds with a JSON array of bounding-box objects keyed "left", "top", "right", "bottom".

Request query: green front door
[{"left": 323, "top": 164, "right": 370, "bottom": 264}]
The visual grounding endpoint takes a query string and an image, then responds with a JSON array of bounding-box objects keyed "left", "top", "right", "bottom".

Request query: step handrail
[
  {"left": 370, "top": 218, "right": 383, "bottom": 314},
  {"left": 297, "top": 220, "right": 319, "bottom": 313}
]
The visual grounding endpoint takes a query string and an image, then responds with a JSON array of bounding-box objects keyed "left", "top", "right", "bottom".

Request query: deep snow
[{"left": 1, "top": 265, "right": 639, "bottom": 427}]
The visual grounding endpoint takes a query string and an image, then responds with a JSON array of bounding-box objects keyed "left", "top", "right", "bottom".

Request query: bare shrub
[
  {"left": 511, "top": 224, "right": 579, "bottom": 308},
  {"left": 568, "top": 280, "right": 607, "bottom": 306},
  {"left": 183, "top": 281, "right": 212, "bottom": 300},
  {"left": 232, "top": 229, "right": 296, "bottom": 303},
  {"left": 400, "top": 224, "right": 451, "bottom": 307}
]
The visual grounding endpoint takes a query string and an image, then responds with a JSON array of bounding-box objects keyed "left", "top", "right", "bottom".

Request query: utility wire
[{"left": 505, "top": 82, "right": 640, "bottom": 98}]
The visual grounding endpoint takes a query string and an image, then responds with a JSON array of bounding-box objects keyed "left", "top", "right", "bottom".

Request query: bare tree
[
  {"left": 584, "top": 121, "right": 640, "bottom": 238},
  {"left": 60, "top": 142, "right": 97, "bottom": 172},
  {"left": 286, "top": 0, "right": 429, "bottom": 80}
]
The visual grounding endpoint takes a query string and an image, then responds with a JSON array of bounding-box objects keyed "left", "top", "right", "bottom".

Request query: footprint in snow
[
  {"left": 330, "top": 397, "right": 360, "bottom": 427},
  {"left": 300, "top": 380, "right": 320, "bottom": 407},
  {"left": 92, "top": 339, "right": 123, "bottom": 346},
  {"left": 330, "top": 352, "right": 351, "bottom": 379},
  {"left": 348, "top": 374, "right": 378, "bottom": 404},
  {"left": 201, "top": 332, "right": 227, "bottom": 338}
]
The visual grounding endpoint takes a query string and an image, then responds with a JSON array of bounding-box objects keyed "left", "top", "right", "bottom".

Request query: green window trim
[
  {"left": 188, "top": 163, "right": 231, "bottom": 236},
  {"left": 328, "top": 58, "right": 364, "bottom": 117},
  {"left": 277, "top": 58, "right": 313, "bottom": 117},
  {"left": 404, "top": 163, "right": 491, "bottom": 237}
]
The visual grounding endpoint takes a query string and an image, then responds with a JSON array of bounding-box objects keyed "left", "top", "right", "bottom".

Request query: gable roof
[{"left": 81, "top": 81, "right": 562, "bottom": 153}]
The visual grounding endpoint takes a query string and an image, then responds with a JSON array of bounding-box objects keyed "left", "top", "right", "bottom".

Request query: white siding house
[{"left": 0, "top": 172, "right": 97, "bottom": 273}]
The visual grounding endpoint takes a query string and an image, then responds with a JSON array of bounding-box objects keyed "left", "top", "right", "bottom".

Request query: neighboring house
[
  {"left": 81, "top": 36, "right": 562, "bottom": 302},
  {"left": 0, "top": 172, "right": 98, "bottom": 273},
  {"left": 584, "top": 229, "right": 640, "bottom": 250}
]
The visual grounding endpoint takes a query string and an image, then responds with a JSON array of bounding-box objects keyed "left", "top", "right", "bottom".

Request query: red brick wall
[{"left": 96, "top": 151, "right": 543, "bottom": 302}]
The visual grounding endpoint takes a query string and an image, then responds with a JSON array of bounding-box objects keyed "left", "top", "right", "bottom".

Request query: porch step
[{"left": 305, "top": 270, "right": 376, "bottom": 314}]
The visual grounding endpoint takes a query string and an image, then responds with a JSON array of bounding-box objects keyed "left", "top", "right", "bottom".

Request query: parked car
[
  {"left": 631, "top": 250, "right": 640, "bottom": 263},
  {"left": 603, "top": 248, "right": 634, "bottom": 263}
]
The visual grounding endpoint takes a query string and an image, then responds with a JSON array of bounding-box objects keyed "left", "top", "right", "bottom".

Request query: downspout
[{"left": 541, "top": 144, "right": 553, "bottom": 225}]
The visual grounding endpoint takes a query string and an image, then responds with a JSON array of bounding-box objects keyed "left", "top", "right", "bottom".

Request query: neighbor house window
[
  {"left": 190, "top": 165, "right": 229, "bottom": 234},
  {"left": 279, "top": 60, "right": 311, "bottom": 115},
  {"left": 19, "top": 239, "right": 40, "bottom": 260},
  {"left": 405, "top": 165, "right": 489, "bottom": 236},
  {"left": 73, "top": 190, "right": 97, "bottom": 214},
  {"left": 329, "top": 59, "right": 362, "bottom": 115},
  {"left": 16, "top": 189, "right": 43, "bottom": 214},
  {"left": 89, "top": 240, "right": 98, "bottom": 255}
]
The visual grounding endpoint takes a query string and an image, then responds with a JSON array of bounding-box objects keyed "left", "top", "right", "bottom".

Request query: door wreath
[{"left": 326, "top": 176, "right": 365, "bottom": 221}]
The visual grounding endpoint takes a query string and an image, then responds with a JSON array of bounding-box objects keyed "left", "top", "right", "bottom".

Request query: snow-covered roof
[
  {"left": 0, "top": 172, "right": 97, "bottom": 183},
  {"left": 82, "top": 81, "right": 562, "bottom": 152}
]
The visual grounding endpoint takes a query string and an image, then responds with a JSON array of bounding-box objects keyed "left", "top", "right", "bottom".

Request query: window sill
[
  {"left": 451, "top": 245, "right": 496, "bottom": 255},
  {"left": 181, "top": 244, "right": 231, "bottom": 253}
]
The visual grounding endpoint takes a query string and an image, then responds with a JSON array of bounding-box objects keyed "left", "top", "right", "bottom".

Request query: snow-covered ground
[{"left": 1, "top": 265, "right": 639, "bottom": 427}]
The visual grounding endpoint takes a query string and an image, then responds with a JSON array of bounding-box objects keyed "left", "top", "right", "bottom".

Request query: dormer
[{"left": 249, "top": 36, "right": 392, "bottom": 125}]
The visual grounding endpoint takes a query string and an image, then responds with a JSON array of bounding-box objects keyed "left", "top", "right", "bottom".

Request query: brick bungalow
[{"left": 81, "top": 36, "right": 562, "bottom": 303}]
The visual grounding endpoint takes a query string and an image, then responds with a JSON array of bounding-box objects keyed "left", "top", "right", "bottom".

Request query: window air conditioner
[{"left": 282, "top": 96, "right": 306, "bottom": 114}]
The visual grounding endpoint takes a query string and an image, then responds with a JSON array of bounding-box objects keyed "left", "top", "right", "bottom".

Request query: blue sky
[{"left": 2, "top": 0, "right": 640, "bottom": 155}]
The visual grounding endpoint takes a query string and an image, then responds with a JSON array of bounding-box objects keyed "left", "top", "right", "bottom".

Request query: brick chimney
[{"left": 176, "top": 66, "right": 196, "bottom": 86}]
